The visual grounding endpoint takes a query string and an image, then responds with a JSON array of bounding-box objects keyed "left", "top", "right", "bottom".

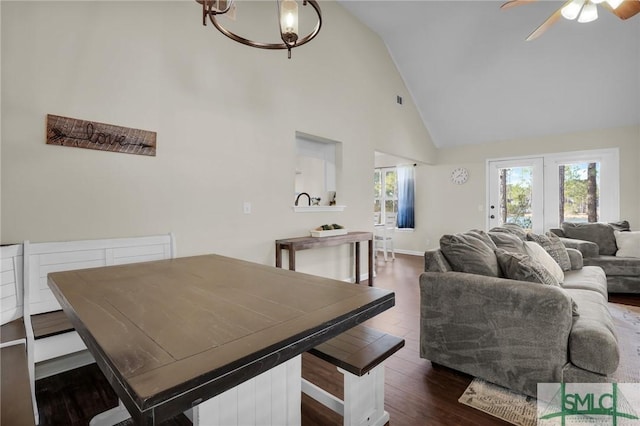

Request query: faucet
[{"left": 295, "top": 192, "right": 311, "bottom": 206}]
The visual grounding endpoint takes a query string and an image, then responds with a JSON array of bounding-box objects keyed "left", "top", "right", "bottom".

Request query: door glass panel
[
  {"left": 498, "top": 166, "right": 534, "bottom": 230},
  {"left": 489, "top": 157, "right": 543, "bottom": 233}
]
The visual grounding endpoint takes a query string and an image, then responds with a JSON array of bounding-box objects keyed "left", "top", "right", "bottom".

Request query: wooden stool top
[{"left": 308, "top": 324, "right": 404, "bottom": 376}]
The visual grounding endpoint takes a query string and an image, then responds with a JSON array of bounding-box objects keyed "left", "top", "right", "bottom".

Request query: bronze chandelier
[{"left": 197, "top": 0, "right": 322, "bottom": 59}]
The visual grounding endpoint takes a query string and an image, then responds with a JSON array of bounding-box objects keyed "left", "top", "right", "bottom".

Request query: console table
[{"left": 275, "top": 232, "right": 374, "bottom": 286}]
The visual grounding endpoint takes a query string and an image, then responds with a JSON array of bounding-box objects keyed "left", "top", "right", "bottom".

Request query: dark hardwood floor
[{"left": 35, "top": 254, "right": 640, "bottom": 425}]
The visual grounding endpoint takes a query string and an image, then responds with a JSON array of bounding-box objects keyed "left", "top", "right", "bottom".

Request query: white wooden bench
[
  {"left": 22, "top": 233, "right": 176, "bottom": 420},
  {"left": 1, "top": 244, "right": 37, "bottom": 425},
  {"left": 303, "top": 324, "right": 404, "bottom": 426}
]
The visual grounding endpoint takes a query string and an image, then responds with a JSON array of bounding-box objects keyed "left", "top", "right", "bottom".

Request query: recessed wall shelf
[{"left": 293, "top": 206, "right": 346, "bottom": 213}]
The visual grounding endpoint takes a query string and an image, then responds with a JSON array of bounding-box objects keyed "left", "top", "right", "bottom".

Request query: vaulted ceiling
[{"left": 340, "top": 1, "right": 640, "bottom": 148}]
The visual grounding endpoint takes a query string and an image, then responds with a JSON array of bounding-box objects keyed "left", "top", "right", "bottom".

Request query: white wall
[
  {"left": 0, "top": 1, "right": 436, "bottom": 280},
  {"left": 425, "top": 125, "right": 640, "bottom": 249}
]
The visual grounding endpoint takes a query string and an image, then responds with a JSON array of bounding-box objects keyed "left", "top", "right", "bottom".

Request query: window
[
  {"left": 374, "top": 165, "right": 415, "bottom": 229},
  {"left": 374, "top": 167, "right": 397, "bottom": 223},
  {"left": 487, "top": 149, "right": 619, "bottom": 232},
  {"left": 559, "top": 162, "right": 600, "bottom": 224},
  {"left": 545, "top": 149, "right": 618, "bottom": 229}
]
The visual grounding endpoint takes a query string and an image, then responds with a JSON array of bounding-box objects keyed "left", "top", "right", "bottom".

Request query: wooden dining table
[{"left": 47, "top": 254, "right": 395, "bottom": 425}]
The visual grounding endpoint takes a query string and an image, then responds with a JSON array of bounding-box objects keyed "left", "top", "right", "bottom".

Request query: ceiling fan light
[
  {"left": 578, "top": 1, "right": 598, "bottom": 22},
  {"left": 561, "top": 0, "right": 586, "bottom": 20},
  {"left": 605, "top": 0, "right": 624, "bottom": 8}
]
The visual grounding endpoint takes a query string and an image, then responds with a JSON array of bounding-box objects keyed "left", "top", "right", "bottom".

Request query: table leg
[
  {"left": 368, "top": 239, "right": 374, "bottom": 287},
  {"left": 191, "top": 355, "right": 301, "bottom": 426},
  {"left": 275, "top": 243, "right": 282, "bottom": 268},
  {"left": 89, "top": 399, "right": 131, "bottom": 426},
  {"left": 355, "top": 242, "right": 361, "bottom": 284},
  {"left": 288, "top": 248, "right": 296, "bottom": 271}
]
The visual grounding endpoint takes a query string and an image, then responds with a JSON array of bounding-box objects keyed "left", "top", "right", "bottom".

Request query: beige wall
[
  {"left": 2, "top": 2, "right": 636, "bottom": 273},
  {"left": 424, "top": 126, "right": 640, "bottom": 249},
  {"left": 0, "top": 1, "right": 436, "bottom": 280}
]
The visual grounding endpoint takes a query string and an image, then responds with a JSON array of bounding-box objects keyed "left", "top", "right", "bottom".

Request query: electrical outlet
[{"left": 243, "top": 202, "right": 251, "bottom": 214}]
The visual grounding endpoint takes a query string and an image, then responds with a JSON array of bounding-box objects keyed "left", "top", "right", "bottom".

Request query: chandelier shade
[{"left": 197, "top": 0, "right": 322, "bottom": 59}]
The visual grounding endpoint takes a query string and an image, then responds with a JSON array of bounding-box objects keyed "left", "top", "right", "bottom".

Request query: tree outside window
[
  {"left": 559, "top": 162, "right": 599, "bottom": 224},
  {"left": 498, "top": 167, "right": 533, "bottom": 230}
]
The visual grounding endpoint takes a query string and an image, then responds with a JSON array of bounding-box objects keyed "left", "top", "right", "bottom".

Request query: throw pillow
[
  {"left": 526, "top": 232, "right": 572, "bottom": 272},
  {"left": 524, "top": 241, "right": 565, "bottom": 284},
  {"left": 609, "top": 220, "right": 631, "bottom": 232},
  {"left": 495, "top": 248, "right": 560, "bottom": 286},
  {"left": 489, "top": 231, "right": 527, "bottom": 255},
  {"left": 496, "top": 249, "right": 579, "bottom": 316},
  {"left": 561, "top": 222, "right": 618, "bottom": 256},
  {"left": 614, "top": 231, "right": 640, "bottom": 258},
  {"left": 440, "top": 232, "right": 500, "bottom": 277}
]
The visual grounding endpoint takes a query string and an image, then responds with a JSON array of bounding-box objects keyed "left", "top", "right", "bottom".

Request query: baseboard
[
  {"left": 342, "top": 273, "right": 372, "bottom": 284},
  {"left": 35, "top": 350, "right": 95, "bottom": 380},
  {"left": 394, "top": 249, "right": 423, "bottom": 256}
]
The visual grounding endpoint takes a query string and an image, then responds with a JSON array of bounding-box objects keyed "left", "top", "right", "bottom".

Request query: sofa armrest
[
  {"left": 566, "top": 248, "right": 584, "bottom": 270},
  {"left": 419, "top": 271, "right": 573, "bottom": 397},
  {"left": 549, "top": 228, "right": 565, "bottom": 237},
  {"left": 559, "top": 237, "right": 599, "bottom": 259}
]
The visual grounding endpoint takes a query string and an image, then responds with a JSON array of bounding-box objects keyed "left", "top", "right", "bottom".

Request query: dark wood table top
[
  {"left": 276, "top": 231, "right": 373, "bottom": 249},
  {"left": 48, "top": 254, "right": 394, "bottom": 424}
]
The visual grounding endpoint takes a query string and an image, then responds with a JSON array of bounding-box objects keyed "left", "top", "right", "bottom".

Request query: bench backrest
[
  {"left": 24, "top": 234, "right": 175, "bottom": 316},
  {"left": 1, "top": 244, "right": 24, "bottom": 325}
]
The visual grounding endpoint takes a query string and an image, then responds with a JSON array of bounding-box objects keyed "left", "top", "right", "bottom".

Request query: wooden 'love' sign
[{"left": 46, "top": 114, "right": 156, "bottom": 157}]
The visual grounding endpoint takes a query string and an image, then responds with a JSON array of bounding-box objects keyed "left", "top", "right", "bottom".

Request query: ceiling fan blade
[
  {"left": 500, "top": 0, "right": 537, "bottom": 10},
  {"left": 604, "top": 0, "right": 640, "bottom": 19},
  {"left": 525, "top": 0, "right": 573, "bottom": 41},
  {"left": 526, "top": 9, "right": 562, "bottom": 40}
]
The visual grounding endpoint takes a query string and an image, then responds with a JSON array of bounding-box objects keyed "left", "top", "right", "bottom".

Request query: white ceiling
[{"left": 339, "top": 0, "right": 640, "bottom": 148}]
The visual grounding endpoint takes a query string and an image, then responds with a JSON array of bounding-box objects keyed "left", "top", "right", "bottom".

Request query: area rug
[{"left": 458, "top": 303, "right": 640, "bottom": 426}]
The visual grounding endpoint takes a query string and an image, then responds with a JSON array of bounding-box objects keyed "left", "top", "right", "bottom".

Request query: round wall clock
[{"left": 451, "top": 167, "right": 469, "bottom": 185}]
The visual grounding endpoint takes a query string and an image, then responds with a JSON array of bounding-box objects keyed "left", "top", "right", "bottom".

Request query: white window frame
[
  {"left": 486, "top": 148, "right": 620, "bottom": 232},
  {"left": 543, "top": 148, "right": 619, "bottom": 230},
  {"left": 374, "top": 167, "right": 398, "bottom": 224}
]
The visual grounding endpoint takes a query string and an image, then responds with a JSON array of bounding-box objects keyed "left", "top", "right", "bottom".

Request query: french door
[
  {"left": 487, "top": 149, "right": 619, "bottom": 233},
  {"left": 488, "top": 158, "right": 544, "bottom": 233}
]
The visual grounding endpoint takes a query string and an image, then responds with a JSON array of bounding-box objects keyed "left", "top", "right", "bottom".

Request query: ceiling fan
[{"left": 501, "top": 0, "right": 640, "bottom": 40}]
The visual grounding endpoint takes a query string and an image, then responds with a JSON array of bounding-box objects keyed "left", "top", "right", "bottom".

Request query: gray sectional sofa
[
  {"left": 420, "top": 226, "right": 619, "bottom": 398},
  {"left": 550, "top": 221, "right": 640, "bottom": 293}
]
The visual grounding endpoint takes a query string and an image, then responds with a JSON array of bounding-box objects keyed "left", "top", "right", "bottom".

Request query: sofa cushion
[
  {"left": 495, "top": 249, "right": 560, "bottom": 286},
  {"left": 526, "top": 232, "right": 572, "bottom": 271},
  {"left": 489, "top": 224, "right": 527, "bottom": 241},
  {"left": 524, "top": 241, "right": 565, "bottom": 284},
  {"left": 469, "top": 230, "right": 497, "bottom": 250},
  {"left": 562, "top": 266, "right": 608, "bottom": 299},
  {"left": 440, "top": 232, "right": 500, "bottom": 277},
  {"left": 489, "top": 231, "right": 527, "bottom": 255},
  {"left": 565, "top": 289, "right": 619, "bottom": 375},
  {"left": 614, "top": 231, "right": 640, "bottom": 258},
  {"left": 583, "top": 255, "right": 640, "bottom": 277},
  {"left": 561, "top": 222, "right": 618, "bottom": 256}
]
